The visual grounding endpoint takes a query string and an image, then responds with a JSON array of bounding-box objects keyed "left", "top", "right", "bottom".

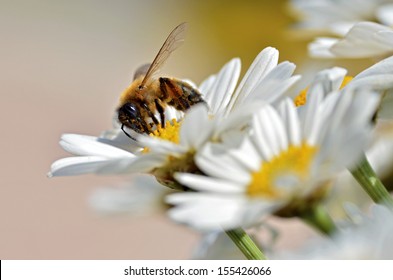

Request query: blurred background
[{"left": 0, "top": 0, "right": 387, "bottom": 259}]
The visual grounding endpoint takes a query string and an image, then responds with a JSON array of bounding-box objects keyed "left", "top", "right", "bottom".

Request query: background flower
[
  {"left": 290, "top": 0, "right": 393, "bottom": 36},
  {"left": 272, "top": 204, "right": 393, "bottom": 259},
  {"left": 309, "top": 22, "right": 393, "bottom": 58},
  {"left": 89, "top": 175, "right": 169, "bottom": 216},
  {"left": 192, "top": 231, "right": 247, "bottom": 260}
]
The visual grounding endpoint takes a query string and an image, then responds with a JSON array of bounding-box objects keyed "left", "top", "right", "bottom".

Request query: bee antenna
[{"left": 121, "top": 124, "right": 137, "bottom": 141}]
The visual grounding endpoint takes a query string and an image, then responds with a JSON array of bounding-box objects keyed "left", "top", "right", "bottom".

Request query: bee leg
[
  {"left": 121, "top": 124, "right": 137, "bottom": 141},
  {"left": 155, "top": 99, "right": 166, "bottom": 127},
  {"left": 140, "top": 120, "right": 151, "bottom": 134},
  {"left": 141, "top": 103, "right": 159, "bottom": 125}
]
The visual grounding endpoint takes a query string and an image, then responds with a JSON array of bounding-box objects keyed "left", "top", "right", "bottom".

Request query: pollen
[
  {"left": 247, "top": 143, "right": 317, "bottom": 198},
  {"left": 340, "top": 76, "right": 353, "bottom": 88},
  {"left": 150, "top": 119, "right": 181, "bottom": 144},
  {"left": 143, "top": 119, "right": 182, "bottom": 153},
  {"left": 294, "top": 88, "right": 307, "bottom": 107},
  {"left": 294, "top": 76, "right": 353, "bottom": 107}
]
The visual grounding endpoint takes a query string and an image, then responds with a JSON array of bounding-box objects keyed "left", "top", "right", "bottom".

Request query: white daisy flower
[
  {"left": 290, "top": 0, "right": 393, "bottom": 36},
  {"left": 342, "top": 54, "right": 393, "bottom": 119},
  {"left": 297, "top": 55, "right": 393, "bottom": 120},
  {"left": 309, "top": 21, "right": 393, "bottom": 58},
  {"left": 272, "top": 204, "right": 393, "bottom": 259},
  {"left": 167, "top": 83, "right": 380, "bottom": 231},
  {"left": 49, "top": 47, "right": 300, "bottom": 190},
  {"left": 326, "top": 118, "right": 393, "bottom": 213}
]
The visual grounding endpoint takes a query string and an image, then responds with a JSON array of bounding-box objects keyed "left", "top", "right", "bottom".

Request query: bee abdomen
[
  {"left": 181, "top": 83, "right": 205, "bottom": 104},
  {"left": 159, "top": 77, "right": 205, "bottom": 111}
]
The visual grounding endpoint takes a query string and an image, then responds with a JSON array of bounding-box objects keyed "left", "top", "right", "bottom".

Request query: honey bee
[{"left": 117, "top": 22, "right": 205, "bottom": 140}]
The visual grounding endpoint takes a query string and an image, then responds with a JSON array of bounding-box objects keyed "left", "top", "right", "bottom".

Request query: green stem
[
  {"left": 350, "top": 154, "right": 393, "bottom": 208},
  {"left": 302, "top": 205, "right": 336, "bottom": 235},
  {"left": 225, "top": 228, "right": 266, "bottom": 260}
]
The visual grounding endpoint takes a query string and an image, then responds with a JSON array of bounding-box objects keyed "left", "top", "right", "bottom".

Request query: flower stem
[
  {"left": 350, "top": 154, "right": 393, "bottom": 208},
  {"left": 225, "top": 228, "right": 266, "bottom": 260},
  {"left": 301, "top": 205, "right": 336, "bottom": 235}
]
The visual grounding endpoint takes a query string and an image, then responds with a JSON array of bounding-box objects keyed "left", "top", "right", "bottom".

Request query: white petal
[
  {"left": 329, "top": 22, "right": 356, "bottom": 36},
  {"left": 60, "top": 134, "right": 132, "bottom": 157},
  {"left": 245, "top": 75, "right": 301, "bottom": 105},
  {"left": 330, "top": 22, "right": 393, "bottom": 58},
  {"left": 308, "top": 37, "right": 338, "bottom": 58},
  {"left": 226, "top": 137, "right": 261, "bottom": 172},
  {"left": 261, "top": 61, "right": 296, "bottom": 80},
  {"left": 264, "top": 106, "right": 288, "bottom": 152},
  {"left": 314, "top": 90, "right": 379, "bottom": 177},
  {"left": 225, "top": 47, "right": 279, "bottom": 114},
  {"left": 175, "top": 173, "right": 244, "bottom": 193},
  {"left": 300, "top": 84, "right": 324, "bottom": 144},
  {"left": 167, "top": 193, "right": 279, "bottom": 230},
  {"left": 375, "top": 30, "right": 393, "bottom": 50},
  {"left": 279, "top": 98, "right": 301, "bottom": 146},
  {"left": 89, "top": 175, "right": 165, "bottom": 215},
  {"left": 192, "top": 231, "right": 246, "bottom": 260},
  {"left": 199, "top": 75, "right": 216, "bottom": 98},
  {"left": 376, "top": 4, "right": 393, "bottom": 27},
  {"left": 251, "top": 108, "right": 275, "bottom": 160},
  {"left": 354, "top": 55, "right": 393, "bottom": 80},
  {"left": 352, "top": 75, "right": 393, "bottom": 94},
  {"left": 98, "top": 129, "right": 142, "bottom": 153},
  {"left": 180, "top": 104, "right": 213, "bottom": 149},
  {"left": 48, "top": 156, "right": 119, "bottom": 177},
  {"left": 323, "top": 92, "right": 353, "bottom": 138},
  {"left": 98, "top": 153, "right": 168, "bottom": 174},
  {"left": 196, "top": 143, "right": 252, "bottom": 185},
  {"left": 291, "top": 0, "right": 371, "bottom": 23},
  {"left": 167, "top": 194, "right": 244, "bottom": 230},
  {"left": 137, "top": 134, "right": 187, "bottom": 156},
  {"left": 214, "top": 101, "right": 265, "bottom": 136},
  {"left": 251, "top": 105, "right": 287, "bottom": 160},
  {"left": 308, "top": 67, "right": 347, "bottom": 94},
  {"left": 204, "top": 58, "right": 241, "bottom": 115}
]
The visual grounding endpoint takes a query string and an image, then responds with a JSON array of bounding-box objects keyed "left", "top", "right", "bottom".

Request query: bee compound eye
[{"left": 123, "top": 103, "right": 139, "bottom": 118}]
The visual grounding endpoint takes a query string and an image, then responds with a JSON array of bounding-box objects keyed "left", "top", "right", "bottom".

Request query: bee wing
[{"left": 139, "top": 22, "right": 188, "bottom": 89}]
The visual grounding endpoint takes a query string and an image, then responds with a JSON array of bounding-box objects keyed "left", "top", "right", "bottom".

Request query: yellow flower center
[
  {"left": 294, "top": 76, "right": 353, "bottom": 107},
  {"left": 247, "top": 143, "right": 317, "bottom": 198},
  {"left": 142, "top": 119, "right": 181, "bottom": 153}
]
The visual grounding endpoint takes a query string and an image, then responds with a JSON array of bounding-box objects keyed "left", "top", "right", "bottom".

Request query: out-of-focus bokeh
[{"left": 0, "top": 0, "right": 385, "bottom": 259}]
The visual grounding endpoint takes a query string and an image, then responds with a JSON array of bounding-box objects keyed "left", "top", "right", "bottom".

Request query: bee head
[{"left": 118, "top": 102, "right": 147, "bottom": 135}]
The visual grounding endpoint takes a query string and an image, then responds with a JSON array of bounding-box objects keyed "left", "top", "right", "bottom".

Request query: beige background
[{"left": 0, "top": 0, "right": 377, "bottom": 259}]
